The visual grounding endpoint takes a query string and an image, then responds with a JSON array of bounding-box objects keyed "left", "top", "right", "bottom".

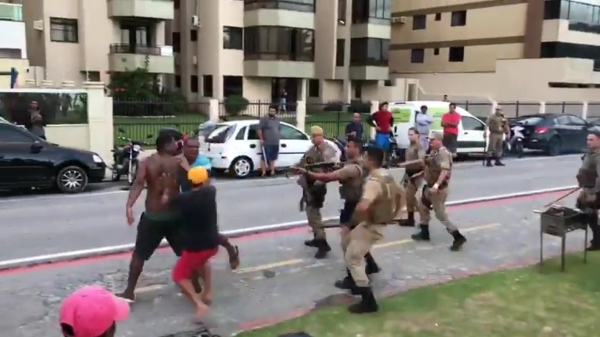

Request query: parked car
[
  {"left": 199, "top": 120, "right": 317, "bottom": 179},
  {"left": 509, "top": 113, "right": 593, "bottom": 156},
  {"left": 0, "top": 122, "right": 107, "bottom": 193}
]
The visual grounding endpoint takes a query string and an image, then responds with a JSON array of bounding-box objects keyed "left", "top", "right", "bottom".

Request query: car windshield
[
  {"left": 513, "top": 116, "right": 544, "bottom": 125},
  {"left": 206, "top": 124, "right": 235, "bottom": 143}
]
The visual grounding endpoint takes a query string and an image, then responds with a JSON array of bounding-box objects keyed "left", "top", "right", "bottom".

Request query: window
[
  {"left": 448, "top": 46, "right": 464, "bottom": 62},
  {"left": 203, "top": 75, "right": 213, "bottom": 97},
  {"left": 461, "top": 116, "right": 484, "bottom": 131},
  {"left": 541, "top": 42, "right": 600, "bottom": 69},
  {"left": 308, "top": 79, "right": 319, "bottom": 97},
  {"left": 556, "top": 115, "right": 570, "bottom": 125},
  {"left": 223, "top": 27, "right": 243, "bottom": 50},
  {"left": 191, "top": 75, "right": 198, "bottom": 93},
  {"left": 435, "top": 13, "right": 441, "bottom": 21},
  {"left": 191, "top": 30, "right": 198, "bottom": 41},
  {"left": 235, "top": 126, "right": 247, "bottom": 140},
  {"left": 173, "top": 32, "right": 181, "bottom": 52},
  {"left": 351, "top": 0, "right": 391, "bottom": 25},
  {"left": 451, "top": 11, "right": 467, "bottom": 27},
  {"left": 410, "top": 49, "right": 424, "bottom": 63},
  {"left": 0, "top": 126, "right": 33, "bottom": 142},
  {"left": 223, "top": 76, "right": 243, "bottom": 97},
  {"left": 244, "top": 0, "right": 315, "bottom": 13},
  {"left": 350, "top": 38, "right": 389, "bottom": 66},
  {"left": 247, "top": 125, "right": 259, "bottom": 140},
  {"left": 338, "top": 0, "right": 347, "bottom": 24},
  {"left": 50, "top": 18, "right": 78, "bottom": 43},
  {"left": 243, "top": 26, "right": 315, "bottom": 61},
  {"left": 568, "top": 115, "right": 587, "bottom": 126},
  {"left": 412, "top": 15, "right": 426, "bottom": 30},
  {"left": 545, "top": 0, "right": 600, "bottom": 34},
  {"left": 336, "top": 39, "right": 345, "bottom": 66},
  {"left": 174, "top": 0, "right": 180, "bottom": 9},
  {"left": 434, "top": 48, "right": 439, "bottom": 55},
  {"left": 175, "top": 75, "right": 181, "bottom": 88},
  {"left": 354, "top": 81, "right": 362, "bottom": 99},
  {"left": 281, "top": 124, "right": 308, "bottom": 140},
  {"left": 81, "top": 71, "right": 100, "bottom": 81}
]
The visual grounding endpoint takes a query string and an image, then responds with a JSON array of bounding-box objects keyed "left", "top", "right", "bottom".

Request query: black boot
[
  {"left": 314, "top": 239, "right": 331, "bottom": 259},
  {"left": 411, "top": 224, "right": 431, "bottom": 241},
  {"left": 397, "top": 212, "right": 415, "bottom": 227},
  {"left": 485, "top": 157, "right": 493, "bottom": 167},
  {"left": 334, "top": 269, "right": 358, "bottom": 294},
  {"left": 304, "top": 234, "right": 317, "bottom": 247},
  {"left": 364, "top": 252, "right": 380, "bottom": 275},
  {"left": 494, "top": 157, "right": 505, "bottom": 166},
  {"left": 347, "top": 287, "right": 379, "bottom": 314},
  {"left": 449, "top": 230, "right": 467, "bottom": 251}
]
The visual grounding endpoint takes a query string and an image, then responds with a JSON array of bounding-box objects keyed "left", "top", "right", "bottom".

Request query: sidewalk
[{"left": 0, "top": 193, "right": 586, "bottom": 337}]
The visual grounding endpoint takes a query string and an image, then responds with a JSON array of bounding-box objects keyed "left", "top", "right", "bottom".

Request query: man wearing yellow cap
[
  {"left": 292, "top": 125, "right": 339, "bottom": 258},
  {"left": 168, "top": 167, "right": 219, "bottom": 319}
]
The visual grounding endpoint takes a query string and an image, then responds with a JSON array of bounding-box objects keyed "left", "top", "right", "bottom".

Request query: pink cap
[{"left": 59, "top": 286, "right": 130, "bottom": 337}]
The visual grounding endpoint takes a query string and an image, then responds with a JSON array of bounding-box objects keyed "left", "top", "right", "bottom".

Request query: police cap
[{"left": 311, "top": 125, "right": 324, "bottom": 135}]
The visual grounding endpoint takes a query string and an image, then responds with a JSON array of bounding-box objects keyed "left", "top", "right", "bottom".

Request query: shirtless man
[{"left": 117, "top": 133, "right": 186, "bottom": 302}]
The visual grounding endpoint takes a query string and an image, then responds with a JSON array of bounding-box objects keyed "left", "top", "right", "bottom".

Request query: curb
[{"left": 0, "top": 186, "right": 576, "bottom": 271}]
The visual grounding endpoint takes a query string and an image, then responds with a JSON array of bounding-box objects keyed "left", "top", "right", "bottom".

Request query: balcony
[
  {"left": 108, "top": 44, "right": 174, "bottom": 74},
  {"left": 107, "top": 0, "right": 174, "bottom": 20}
]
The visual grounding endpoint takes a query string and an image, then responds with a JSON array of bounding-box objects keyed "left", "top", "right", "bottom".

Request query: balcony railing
[
  {"left": 110, "top": 44, "right": 161, "bottom": 55},
  {"left": 244, "top": 0, "right": 315, "bottom": 13},
  {"left": 0, "top": 3, "right": 22, "bottom": 22}
]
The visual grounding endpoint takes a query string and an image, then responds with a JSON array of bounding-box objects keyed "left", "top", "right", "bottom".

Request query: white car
[{"left": 199, "top": 120, "right": 316, "bottom": 179}]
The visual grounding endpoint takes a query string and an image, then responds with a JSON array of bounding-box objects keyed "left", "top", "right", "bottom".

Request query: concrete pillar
[
  {"left": 539, "top": 101, "right": 546, "bottom": 114},
  {"left": 83, "top": 81, "right": 113, "bottom": 166},
  {"left": 208, "top": 99, "right": 219, "bottom": 122},
  {"left": 582, "top": 102, "right": 588, "bottom": 120},
  {"left": 370, "top": 100, "right": 379, "bottom": 140},
  {"left": 296, "top": 101, "right": 306, "bottom": 130},
  {"left": 298, "top": 78, "right": 307, "bottom": 102}
]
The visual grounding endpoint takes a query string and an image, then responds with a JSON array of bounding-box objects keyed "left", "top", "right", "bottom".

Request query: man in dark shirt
[
  {"left": 258, "top": 105, "right": 282, "bottom": 176},
  {"left": 345, "top": 113, "right": 364, "bottom": 141},
  {"left": 169, "top": 167, "right": 219, "bottom": 319}
]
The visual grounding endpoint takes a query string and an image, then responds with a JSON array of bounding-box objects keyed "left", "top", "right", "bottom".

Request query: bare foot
[
  {"left": 200, "top": 291, "right": 213, "bottom": 306},
  {"left": 196, "top": 302, "right": 210, "bottom": 318},
  {"left": 229, "top": 246, "right": 240, "bottom": 270},
  {"left": 115, "top": 292, "right": 136, "bottom": 304}
]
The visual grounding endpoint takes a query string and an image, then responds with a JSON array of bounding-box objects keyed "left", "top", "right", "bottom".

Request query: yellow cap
[
  {"left": 188, "top": 167, "right": 209, "bottom": 185},
  {"left": 311, "top": 125, "right": 324, "bottom": 135}
]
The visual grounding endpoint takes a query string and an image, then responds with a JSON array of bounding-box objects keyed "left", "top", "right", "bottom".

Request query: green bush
[
  {"left": 223, "top": 95, "right": 249, "bottom": 117},
  {"left": 348, "top": 100, "right": 371, "bottom": 113}
]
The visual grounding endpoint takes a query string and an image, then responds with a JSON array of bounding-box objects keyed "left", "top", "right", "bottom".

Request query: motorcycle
[
  {"left": 111, "top": 128, "right": 153, "bottom": 185},
  {"left": 506, "top": 124, "right": 525, "bottom": 158}
]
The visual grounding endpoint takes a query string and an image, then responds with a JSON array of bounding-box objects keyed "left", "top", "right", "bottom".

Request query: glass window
[
  {"left": 243, "top": 0, "right": 315, "bottom": 13},
  {"left": 0, "top": 125, "right": 33, "bottom": 142},
  {"left": 235, "top": 126, "right": 247, "bottom": 140},
  {"left": 336, "top": 39, "right": 345, "bottom": 66},
  {"left": 223, "top": 26, "right": 243, "bottom": 50},
  {"left": 244, "top": 26, "right": 314, "bottom": 61},
  {"left": 350, "top": 38, "right": 389, "bottom": 66},
  {"left": 412, "top": 15, "right": 426, "bottom": 30},
  {"left": 281, "top": 124, "right": 308, "bottom": 140},
  {"left": 556, "top": 115, "right": 571, "bottom": 125},
  {"left": 568, "top": 115, "right": 587, "bottom": 125},
  {"left": 410, "top": 49, "right": 424, "bottom": 63},
  {"left": 462, "top": 116, "right": 484, "bottom": 131},
  {"left": 248, "top": 124, "right": 259, "bottom": 140}
]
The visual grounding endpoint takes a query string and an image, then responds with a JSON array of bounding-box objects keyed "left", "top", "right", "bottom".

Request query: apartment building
[
  {"left": 21, "top": 0, "right": 174, "bottom": 86},
  {"left": 390, "top": 0, "right": 600, "bottom": 102},
  {"left": 0, "top": 1, "right": 29, "bottom": 88},
  {"left": 168, "top": 0, "right": 399, "bottom": 102}
]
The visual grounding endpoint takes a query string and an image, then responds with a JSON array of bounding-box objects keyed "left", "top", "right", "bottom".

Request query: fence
[{"left": 112, "top": 98, "right": 210, "bottom": 146}]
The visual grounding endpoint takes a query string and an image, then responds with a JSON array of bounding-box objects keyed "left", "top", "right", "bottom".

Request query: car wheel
[
  {"left": 229, "top": 156, "right": 254, "bottom": 179},
  {"left": 128, "top": 161, "right": 139, "bottom": 185},
  {"left": 546, "top": 137, "right": 561, "bottom": 156},
  {"left": 57, "top": 166, "right": 88, "bottom": 193}
]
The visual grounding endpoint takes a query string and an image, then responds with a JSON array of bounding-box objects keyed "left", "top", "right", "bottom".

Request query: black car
[
  {"left": 509, "top": 113, "right": 592, "bottom": 156},
  {"left": 0, "top": 122, "right": 107, "bottom": 193}
]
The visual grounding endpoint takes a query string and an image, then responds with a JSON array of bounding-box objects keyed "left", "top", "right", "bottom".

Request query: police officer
[
  {"left": 484, "top": 107, "right": 506, "bottom": 167},
  {"left": 299, "top": 139, "right": 380, "bottom": 285},
  {"left": 293, "top": 125, "right": 338, "bottom": 258},
  {"left": 576, "top": 131, "right": 600, "bottom": 251},
  {"left": 340, "top": 146, "right": 405, "bottom": 314},
  {"left": 397, "top": 127, "right": 425, "bottom": 227},
  {"left": 403, "top": 131, "right": 467, "bottom": 251}
]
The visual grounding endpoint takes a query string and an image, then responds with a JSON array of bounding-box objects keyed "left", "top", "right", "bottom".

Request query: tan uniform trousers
[
  {"left": 405, "top": 177, "right": 423, "bottom": 213},
  {"left": 342, "top": 223, "right": 385, "bottom": 287},
  {"left": 306, "top": 205, "right": 325, "bottom": 239},
  {"left": 417, "top": 187, "right": 458, "bottom": 232},
  {"left": 487, "top": 133, "right": 504, "bottom": 157}
]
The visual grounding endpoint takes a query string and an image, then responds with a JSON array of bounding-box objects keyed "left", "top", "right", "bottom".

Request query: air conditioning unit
[
  {"left": 191, "top": 15, "right": 200, "bottom": 27},
  {"left": 391, "top": 16, "right": 405, "bottom": 24},
  {"left": 33, "top": 20, "right": 44, "bottom": 31}
]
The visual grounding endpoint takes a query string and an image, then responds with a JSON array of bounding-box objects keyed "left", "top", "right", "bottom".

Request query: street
[
  {"left": 0, "top": 192, "right": 588, "bottom": 336},
  {"left": 0, "top": 154, "right": 580, "bottom": 262}
]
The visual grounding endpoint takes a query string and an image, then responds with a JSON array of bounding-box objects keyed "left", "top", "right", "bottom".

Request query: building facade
[
  {"left": 168, "top": 0, "right": 399, "bottom": 102},
  {"left": 21, "top": 0, "right": 174, "bottom": 86},
  {"left": 0, "top": 1, "right": 29, "bottom": 88},
  {"left": 390, "top": 0, "right": 600, "bottom": 102}
]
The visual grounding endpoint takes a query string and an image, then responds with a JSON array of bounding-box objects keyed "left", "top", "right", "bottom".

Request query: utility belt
[{"left": 576, "top": 169, "right": 597, "bottom": 187}]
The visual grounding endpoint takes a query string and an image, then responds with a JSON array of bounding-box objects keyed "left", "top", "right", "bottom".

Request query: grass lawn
[
  {"left": 112, "top": 111, "right": 371, "bottom": 145},
  {"left": 236, "top": 253, "right": 600, "bottom": 337}
]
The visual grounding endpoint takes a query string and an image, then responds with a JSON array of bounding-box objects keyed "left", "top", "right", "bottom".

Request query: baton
[
  {"left": 533, "top": 187, "right": 581, "bottom": 214},
  {"left": 260, "top": 145, "right": 268, "bottom": 164},
  {"left": 482, "top": 134, "right": 488, "bottom": 166}
]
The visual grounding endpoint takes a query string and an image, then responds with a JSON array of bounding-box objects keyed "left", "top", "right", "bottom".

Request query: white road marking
[{"left": 0, "top": 185, "right": 576, "bottom": 271}]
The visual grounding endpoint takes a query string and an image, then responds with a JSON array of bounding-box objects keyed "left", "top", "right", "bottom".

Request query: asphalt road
[
  {"left": 0, "top": 155, "right": 580, "bottom": 261},
  {"left": 0, "top": 193, "right": 589, "bottom": 337}
]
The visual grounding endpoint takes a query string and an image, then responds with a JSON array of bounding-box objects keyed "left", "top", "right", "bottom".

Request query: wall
[{"left": 0, "top": 19, "right": 27, "bottom": 58}]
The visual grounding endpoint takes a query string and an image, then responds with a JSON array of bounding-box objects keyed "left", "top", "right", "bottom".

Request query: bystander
[
  {"left": 26, "top": 100, "right": 46, "bottom": 140},
  {"left": 258, "top": 105, "right": 282, "bottom": 177},
  {"left": 441, "top": 103, "right": 460, "bottom": 154},
  {"left": 345, "top": 113, "right": 364, "bottom": 141}
]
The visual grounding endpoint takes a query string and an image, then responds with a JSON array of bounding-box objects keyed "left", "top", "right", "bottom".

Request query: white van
[{"left": 389, "top": 101, "right": 492, "bottom": 155}]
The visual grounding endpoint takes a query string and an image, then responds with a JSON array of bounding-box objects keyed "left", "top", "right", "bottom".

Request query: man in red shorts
[{"left": 168, "top": 167, "right": 219, "bottom": 318}]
